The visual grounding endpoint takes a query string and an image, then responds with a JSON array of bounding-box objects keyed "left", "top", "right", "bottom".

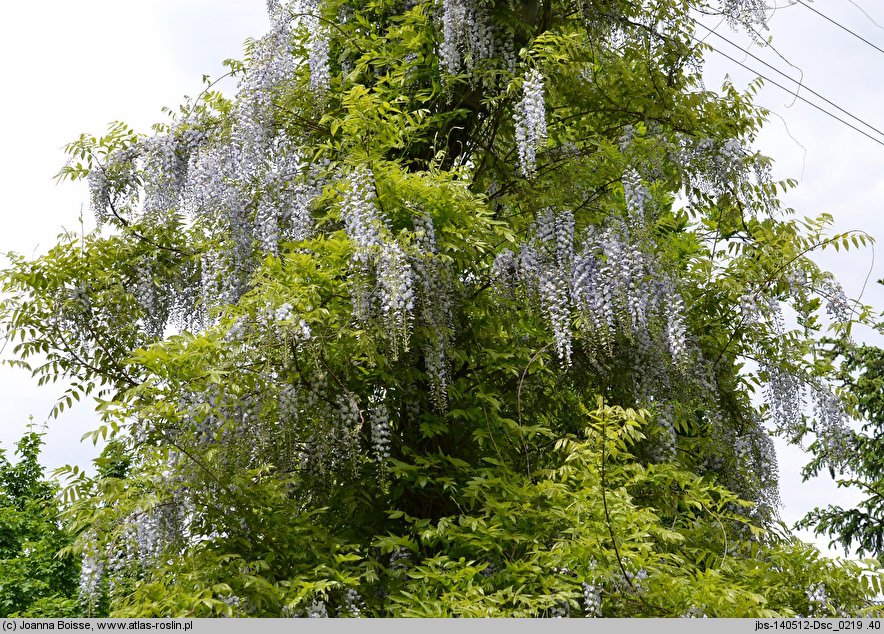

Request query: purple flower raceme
[
  {"left": 378, "top": 240, "right": 415, "bottom": 346},
  {"left": 515, "top": 69, "right": 547, "bottom": 177},
  {"left": 369, "top": 390, "right": 391, "bottom": 462},
  {"left": 439, "top": 0, "right": 495, "bottom": 76},
  {"left": 341, "top": 167, "right": 384, "bottom": 263}
]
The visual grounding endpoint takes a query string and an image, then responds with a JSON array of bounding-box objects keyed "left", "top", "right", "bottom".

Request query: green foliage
[
  {"left": 0, "top": 430, "right": 81, "bottom": 617},
  {"left": 0, "top": 0, "right": 879, "bottom": 618},
  {"left": 68, "top": 403, "right": 882, "bottom": 617}
]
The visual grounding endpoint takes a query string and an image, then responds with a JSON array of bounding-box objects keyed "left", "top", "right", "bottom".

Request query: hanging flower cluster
[
  {"left": 496, "top": 216, "right": 690, "bottom": 371},
  {"left": 514, "top": 69, "right": 547, "bottom": 177},
  {"left": 439, "top": 0, "right": 495, "bottom": 75},
  {"left": 517, "top": 208, "right": 575, "bottom": 362},
  {"left": 341, "top": 167, "right": 416, "bottom": 348},
  {"left": 82, "top": 3, "right": 329, "bottom": 330},
  {"left": 369, "top": 390, "right": 392, "bottom": 462},
  {"left": 582, "top": 582, "right": 601, "bottom": 617},
  {"left": 721, "top": 0, "right": 768, "bottom": 31}
]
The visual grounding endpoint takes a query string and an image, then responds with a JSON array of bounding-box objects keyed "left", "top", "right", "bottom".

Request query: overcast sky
[{"left": 0, "top": 1, "right": 881, "bottom": 558}]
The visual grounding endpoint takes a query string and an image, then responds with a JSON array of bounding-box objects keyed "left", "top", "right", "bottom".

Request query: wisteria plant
[{"left": 1, "top": 0, "right": 880, "bottom": 617}]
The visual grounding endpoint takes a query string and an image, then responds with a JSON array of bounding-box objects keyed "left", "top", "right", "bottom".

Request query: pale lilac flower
[{"left": 515, "top": 69, "right": 547, "bottom": 177}]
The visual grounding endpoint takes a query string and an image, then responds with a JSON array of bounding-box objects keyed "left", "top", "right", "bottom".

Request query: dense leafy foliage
[
  {"left": 0, "top": 431, "right": 81, "bottom": 617},
  {"left": 1, "top": 0, "right": 880, "bottom": 617}
]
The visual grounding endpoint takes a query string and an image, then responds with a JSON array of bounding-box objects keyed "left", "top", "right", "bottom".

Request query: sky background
[{"left": 0, "top": 1, "right": 881, "bottom": 557}]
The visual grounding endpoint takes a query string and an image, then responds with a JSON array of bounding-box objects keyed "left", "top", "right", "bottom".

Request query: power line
[
  {"left": 794, "top": 0, "right": 884, "bottom": 57},
  {"left": 698, "top": 40, "right": 884, "bottom": 148},
  {"left": 845, "top": 0, "right": 884, "bottom": 33},
  {"left": 693, "top": 21, "right": 884, "bottom": 140}
]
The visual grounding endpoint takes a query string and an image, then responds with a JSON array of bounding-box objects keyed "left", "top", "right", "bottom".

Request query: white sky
[{"left": 0, "top": 1, "right": 880, "bottom": 558}]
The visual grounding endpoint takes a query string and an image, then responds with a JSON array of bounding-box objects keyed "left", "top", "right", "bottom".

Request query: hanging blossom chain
[
  {"left": 514, "top": 68, "right": 547, "bottom": 177},
  {"left": 439, "top": 0, "right": 495, "bottom": 76},
  {"left": 289, "top": 0, "right": 331, "bottom": 95},
  {"left": 369, "top": 389, "right": 392, "bottom": 462},
  {"left": 491, "top": 167, "right": 693, "bottom": 375},
  {"left": 340, "top": 166, "right": 416, "bottom": 350},
  {"left": 412, "top": 211, "right": 453, "bottom": 408}
]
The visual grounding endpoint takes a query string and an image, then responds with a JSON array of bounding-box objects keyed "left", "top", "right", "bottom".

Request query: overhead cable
[
  {"left": 698, "top": 41, "right": 884, "bottom": 148},
  {"left": 693, "top": 21, "right": 884, "bottom": 139},
  {"left": 794, "top": 0, "right": 884, "bottom": 57}
]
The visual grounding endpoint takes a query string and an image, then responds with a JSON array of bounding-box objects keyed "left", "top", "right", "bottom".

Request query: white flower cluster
[
  {"left": 582, "top": 582, "right": 601, "bottom": 617},
  {"left": 623, "top": 168, "right": 651, "bottom": 231},
  {"left": 538, "top": 209, "right": 574, "bottom": 361},
  {"left": 86, "top": 143, "right": 142, "bottom": 226},
  {"left": 411, "top": 212, "right": 454, "bottom": 403},
  {"left": 308, "top": 26, "right": 331, "bottom": 95},
  {"left": 267, "top": 302, "right": 312, "bottom": 346},
  {"left": 341, "top": 167, "right": 417, "bottom": 348},
  {"left": 618, "top": 568, "right": 648, "bottom": 593},
  {"left": 665, "top": 290, "right": 688, "bottom": 365},
  {"left": 141, "top": 134, "right": 188, "bottom": 218},
  {"left": 785, "top": 267, "right": 808, "bottom": 300},
  {"left": 79, "top": 538, "right": 105, "bottom": 614},
  {"left": 369, "top": 390, "right": 392, "bottom": 462},
  {"left": 341, "top": 589, "right": 363, "bottom": 616},
  {"left": 548, "top": 602, "right": 570, "bottom": 618},
  {"left": 822, "top": 277, "right": 852, "bottom": 323},
  {"left": 806, "top": 583, "right": 830, "bottom": 615},
  {"left": 494, "top": 192, "right": 692, "bottom": 372},
  {"left": 514, "top": 69, "right": 547, "bottom": 177},
  {"left": 681, "top": 134, "right": 780, "bottom": 215},
  {"left": 586, "top": 226, "right": 640, "bottom": 340},
  {"left": 682, "top": 605, "right": 708, "bottom": 618},
  {"left": 234, "top": 3, "right": 295, "bottom": 174},
  {"left": 439, "top": 0, "right": 495, "bottom": 75},
  {"left": 390, "top": 547, "right": 412, "bottom": 571},
  {"left": 279, "top": 383, "right": 300, "bottom": 423},
  {"left": 131, "top": 498, "right": 189, "bottom": 569},
  {"left": 342, "top": 167, "right": 385, "bottom": 263},
  {"left": 378, "top": 241, "right": 416, "bottom": 342},
  {"left": 762, "top": 360, "right": 803, "bottom": 434},
  {"left": 738, "top": 291, "right": 837, "bottom": 449},
  {"left": 133, "top": 259, "right": 166, "bottom": 339},
  {"left": 508, "top": 208, "right": 574, "bottom": 362},
  {"left": 809, "top": 383, "right": 855, "bottom": 470},
  {"left": 654, "top": 402, "right": 677, "bottom": 461},
  {"left": 261, "top": 139, "right": 322, "bottom": 255},
  {"left": 734, "top": 422, "right": 778, "bottom": 492},
  {"left": 289, "top": 0, "right": 331, "bottom": 95},
  {"left": 306, "top": 599, "right": 329, "bottom": 618},
  {"left": 720, "top": 0, "right": 768, "bottom": 30},
  {"left": 84, "top": 0, "right": 340, "bottom": 332},
  {"left": 294, "top": 379, "right": 378, "bottom": 477},
  {"left": 681, "top": 137, "right": 747, "bottom": 198},
  {"left": 334, "top": 393, "right": 363, "bottom": 464}
]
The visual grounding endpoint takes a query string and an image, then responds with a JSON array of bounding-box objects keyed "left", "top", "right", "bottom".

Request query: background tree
[
  {"left": 1, "top": 0, "right": 880, "bottom": 617},
  {"left": 0, "top": 429, "right": 81, "bottom": 617}
]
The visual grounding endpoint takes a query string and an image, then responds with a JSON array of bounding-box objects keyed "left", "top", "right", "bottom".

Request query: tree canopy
[
  {"left": 1, "top": 0, "right": 881, "bottom": 617},
  {"left": 0, "top": 430, "right": 80, "bottom": 617}
]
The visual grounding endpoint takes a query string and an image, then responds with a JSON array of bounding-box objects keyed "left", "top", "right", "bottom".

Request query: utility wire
[
  {"left": 693, "top": 21, "right": 884, "bottom": 139},
  {"left": 698, "top": 40, "right": 884, "bottom": 148},
  {"left": 845, "top": 0, "right": 884, "bottom": 32},
  {"left": 794, "top": 0, "right": 884, "bottom": 57}
]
